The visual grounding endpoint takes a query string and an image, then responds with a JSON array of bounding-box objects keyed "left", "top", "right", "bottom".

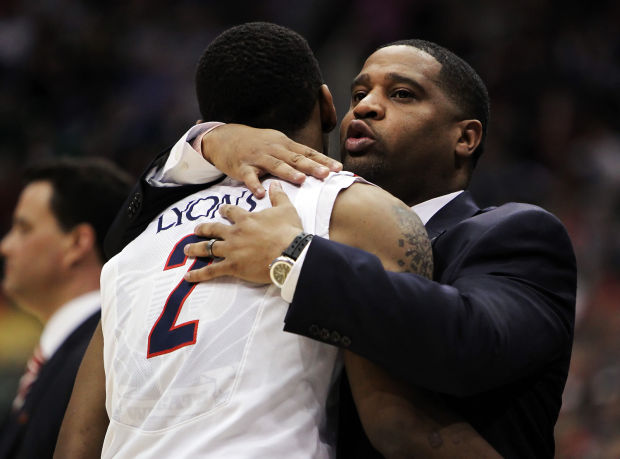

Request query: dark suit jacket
[
  {"left": 0, "top": 311, "right": 100, "bottom": 459},
  {"left": 284, "top": 191, "right": 577, "bottom": 458}
]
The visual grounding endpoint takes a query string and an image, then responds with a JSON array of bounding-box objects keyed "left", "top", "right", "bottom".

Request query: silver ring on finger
[{"left": 206, "top": 238, "right": 217, "bottom": 258}]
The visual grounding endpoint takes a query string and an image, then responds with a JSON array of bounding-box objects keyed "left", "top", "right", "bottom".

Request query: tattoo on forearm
[{"left": 394, "top": 205, "right": 434, "bottom": 278}]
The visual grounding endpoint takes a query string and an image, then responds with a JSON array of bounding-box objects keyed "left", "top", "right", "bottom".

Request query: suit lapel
[{"left": 425, "top": 191, "right": 482, "bottom": 245}]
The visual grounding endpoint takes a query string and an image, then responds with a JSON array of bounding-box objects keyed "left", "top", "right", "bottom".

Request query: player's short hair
[
  {"left": 380, "top": 39, "right": 490, "bottom": 166},
  {"left": 195, "top": 22, "right": 324, "bottom": 137},
  {"left": 23, "top": 157, "right": 132, "bottom": 259}
]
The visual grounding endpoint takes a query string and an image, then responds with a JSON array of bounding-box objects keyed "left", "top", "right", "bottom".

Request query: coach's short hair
[
  {"left": 195, "top": 22, "right": 324, "bottom": 136},
  {"left": 23, "top": 157, "right": 132, "bottom": 259},
  {"left": 381, "top": 39, "right": 490, "bottom": 166}
]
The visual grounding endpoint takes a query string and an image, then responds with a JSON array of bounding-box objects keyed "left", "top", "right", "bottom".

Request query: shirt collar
[
  {"left": 412, "top": 190, "right": 464, "bottom": 225},
  {"left": 39, "top": 290, "right": 100, "bottom": 358}
]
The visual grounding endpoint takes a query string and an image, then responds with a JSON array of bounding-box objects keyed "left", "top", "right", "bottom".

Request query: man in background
[{"left": 0, "top": 158, "right": 131, "bottom": 459}]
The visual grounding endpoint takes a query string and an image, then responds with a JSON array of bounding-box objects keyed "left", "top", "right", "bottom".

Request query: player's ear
[{"left": 318, "top": 85, "right": 337, "bottom": 133}]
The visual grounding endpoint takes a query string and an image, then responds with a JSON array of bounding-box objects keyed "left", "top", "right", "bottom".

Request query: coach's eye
[
  {"left": 352, "top": 91, "right": 367, "bottom": 103},
  {"left": 392, "top": 89, "right": 414, "bottom": 99}
]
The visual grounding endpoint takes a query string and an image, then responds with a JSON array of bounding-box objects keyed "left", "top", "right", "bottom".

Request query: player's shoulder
[
  {"left": 336, "top": 179, "right": 406, "bottom": 211},
  {"left": 331, "top": 180, "right": 420, "bottom": 236}
]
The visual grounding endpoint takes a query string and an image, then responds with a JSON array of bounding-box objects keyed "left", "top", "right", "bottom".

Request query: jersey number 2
[{"left": 147, "top": 234, "right": 211, "bottom": 358}]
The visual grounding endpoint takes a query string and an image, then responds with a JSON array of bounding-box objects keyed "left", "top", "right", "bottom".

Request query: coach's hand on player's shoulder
[
  {"left": 203, "top": 124, "right": 342, "bottom": 198},
  {"left": 184, "top": 182, "right": 303, "bottom": 284}
]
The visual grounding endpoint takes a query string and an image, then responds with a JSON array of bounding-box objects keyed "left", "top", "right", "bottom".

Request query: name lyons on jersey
[{"left": 156, "top": 188, "right": 258, "bottom": 234}]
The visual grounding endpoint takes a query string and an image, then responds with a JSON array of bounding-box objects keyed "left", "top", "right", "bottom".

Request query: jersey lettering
[{"left": 157, "top": 191, "right": 257, "bottom": 234}]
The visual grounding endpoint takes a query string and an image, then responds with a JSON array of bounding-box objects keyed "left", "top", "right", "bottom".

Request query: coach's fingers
[
  {"left": 268, "top": 181, "right": 294, "bottom": 208},
  {"left": 277, "top": 149, "right": 331, "bottom": 180},
  {"left": 218, "top": 204, "right": 249, "bottom": 222},
  {"left": 256, "top": 155, "right": 306, "bottom": 185},
  {"left": 278, "top": 139, "right": 342, "bottom": 175},
  {"left": 238, "top": 165, "right": 267, "bottom": 198},
  {"left": 184, "top": 260, "right": 230, "bottom": 283},
  {"left": 193, "top": 221, "right": 229, "bottom": 239},
  {"left": 297, "top": 147, "right": 342, "bottom": 174},
  {"left": 184, "top": 239, "right": 224, "bottom": 259}
]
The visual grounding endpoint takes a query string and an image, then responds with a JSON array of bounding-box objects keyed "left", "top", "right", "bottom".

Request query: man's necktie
[{"left": 11, "top": 345, "right": 46, "bottom": 413}]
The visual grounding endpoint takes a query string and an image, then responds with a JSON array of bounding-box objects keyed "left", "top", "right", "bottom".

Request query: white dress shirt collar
[
  {"left": 39, "top": 290, "right": 100, "bottom": 359},
  {"left": 411, "top": 190, "right": 464, "bottom": 225}
]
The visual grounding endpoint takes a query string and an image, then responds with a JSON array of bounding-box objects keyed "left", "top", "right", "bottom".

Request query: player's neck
[{"left": 289, "top": 102, "right": 327, "bottom": 154}]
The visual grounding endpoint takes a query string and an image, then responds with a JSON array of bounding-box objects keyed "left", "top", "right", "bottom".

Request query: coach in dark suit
[
  {"left": 0, "top": 159, "right": 131, "bottom": 459},
  {"left": 274, "top": 42, "right": 575, "bottom": 458},
  {"left": 284, "top": 190, "right": 575, "bottom": 458},
  {"left": 106, "top": 39, "right": 576, "bottom": 457}
]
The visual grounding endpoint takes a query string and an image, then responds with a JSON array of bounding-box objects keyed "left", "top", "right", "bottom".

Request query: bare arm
[
  {"left": 54, "top": 321, "right": 108, "bottom": 458},
  {"left": 343, "top": 355, "right": 500, "bottom": 458},
  {"left": 330, "top": 184, "right": 499, "bottom": 458}
]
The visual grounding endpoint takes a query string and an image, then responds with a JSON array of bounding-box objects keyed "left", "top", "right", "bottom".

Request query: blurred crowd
[{"left": 0, "top": 0, "right": 618, "bottom": 456}]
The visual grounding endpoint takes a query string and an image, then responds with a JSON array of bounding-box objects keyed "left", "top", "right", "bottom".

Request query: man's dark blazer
[
  {"left": 284, "top": 191, "right": 577, "bottom": 458},
  {"left": 0, "top": 311, "right": 100, "bottom": 459}
]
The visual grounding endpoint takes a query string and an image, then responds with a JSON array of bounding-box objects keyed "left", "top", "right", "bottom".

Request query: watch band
[
  {"left": 282, "top": 232, "right": 314, "bottom": 261},
  {"left": 269, "top": 232, "right": 314, "bottom": 289}
]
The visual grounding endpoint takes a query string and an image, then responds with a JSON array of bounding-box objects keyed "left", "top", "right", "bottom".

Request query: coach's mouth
[{"left": 344, "top": 120, "right": 376, "bottom": 154}]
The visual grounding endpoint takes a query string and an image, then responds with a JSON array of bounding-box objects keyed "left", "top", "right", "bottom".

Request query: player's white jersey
[{"left": 100, "top": 172, "right": 358, "bottom": 459}]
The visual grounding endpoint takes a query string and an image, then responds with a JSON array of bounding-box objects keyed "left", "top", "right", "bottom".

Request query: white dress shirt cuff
[
  {"left": 280, "top": 244, "right": 311, "bottom": 303},
  {"left": 147, "top": 122, "right": 225, "bottom": 186}
]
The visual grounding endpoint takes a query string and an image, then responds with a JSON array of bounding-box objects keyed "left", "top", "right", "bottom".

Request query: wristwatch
[{"left": 269, "top": 232, "right": 314, "bottom": 288}]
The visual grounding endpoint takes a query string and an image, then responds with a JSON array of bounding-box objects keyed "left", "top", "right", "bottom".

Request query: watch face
[{"left": 271, "top": 261, "right": 292, "bottom": 287}]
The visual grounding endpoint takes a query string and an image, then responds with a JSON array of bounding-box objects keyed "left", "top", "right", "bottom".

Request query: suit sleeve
[{"left": 283, "top": 207, "right": 576, "bottom": 397}]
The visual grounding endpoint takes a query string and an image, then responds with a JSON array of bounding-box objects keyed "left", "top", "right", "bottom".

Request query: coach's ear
[{"left": 319, "top": 85, "right": 337, "bottom": 133}]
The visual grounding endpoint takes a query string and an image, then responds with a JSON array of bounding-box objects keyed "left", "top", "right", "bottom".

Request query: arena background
[{"left": 0, "top": 0, "right": 618, "bottom": 455}]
